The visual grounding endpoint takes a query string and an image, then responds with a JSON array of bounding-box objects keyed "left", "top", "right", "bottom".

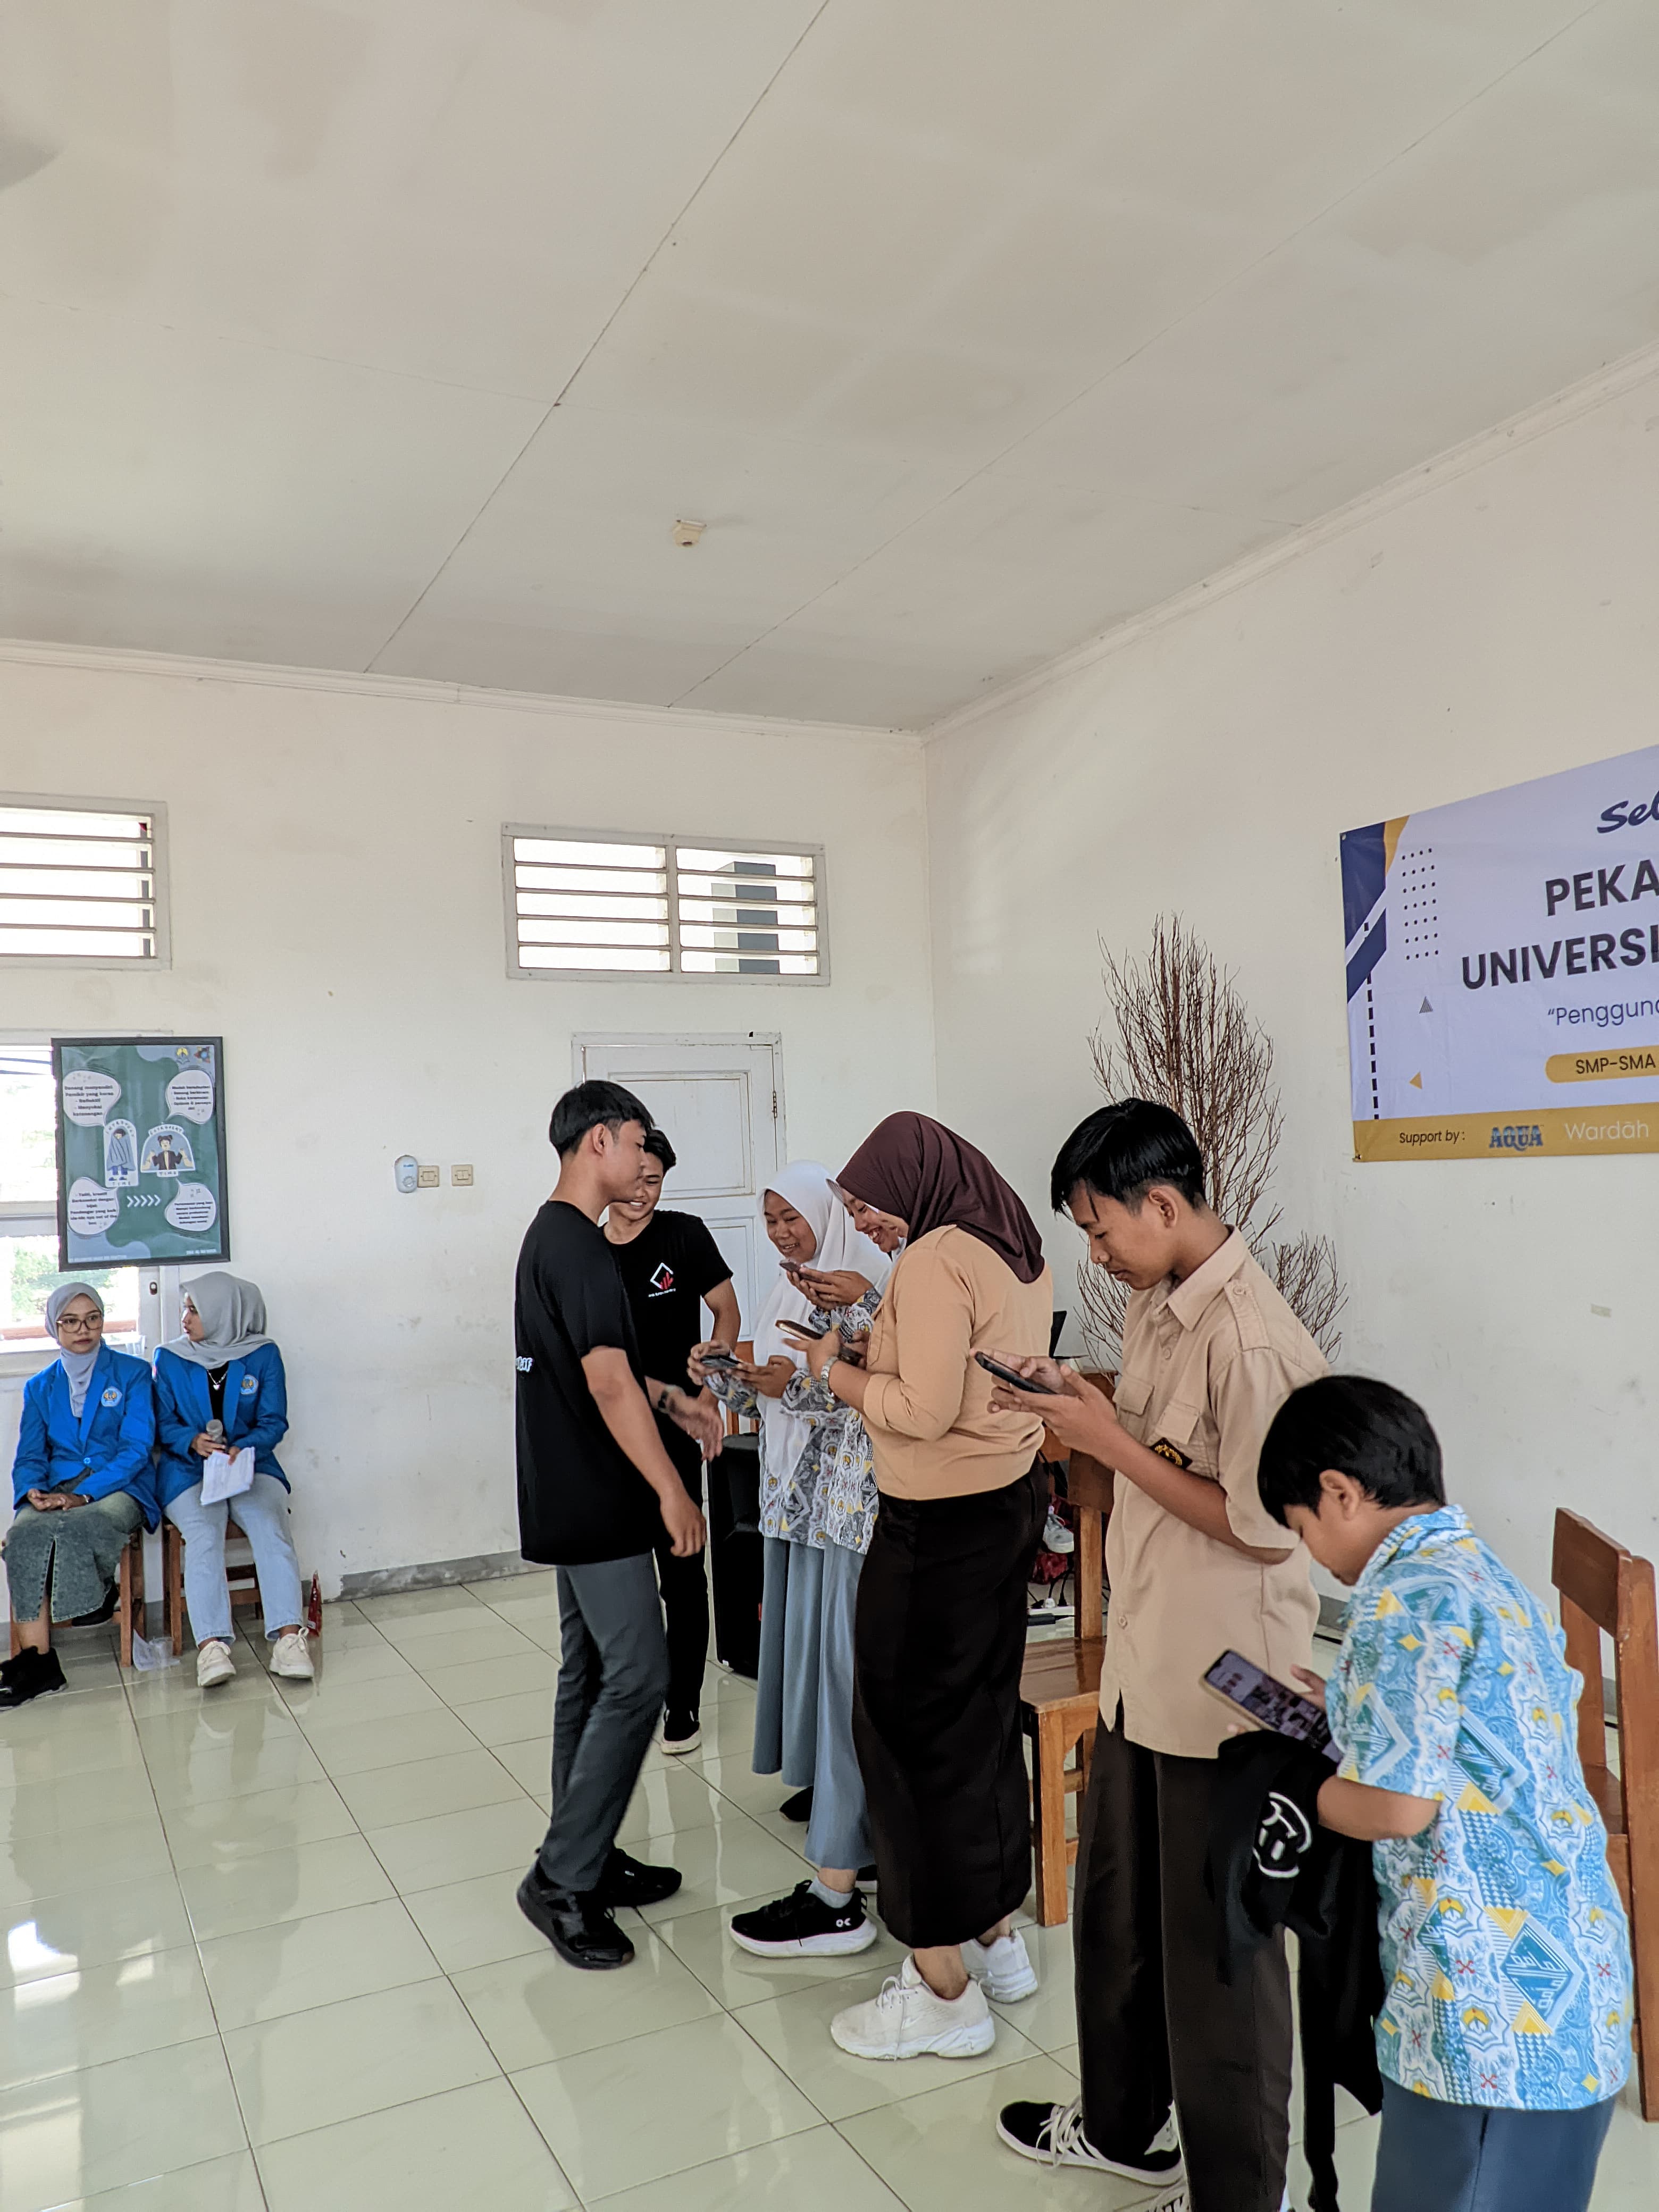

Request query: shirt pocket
[
  {"left": 1146, "top": 1397, "right": 1212, "bottom": 1475},
  {"left": 1113, "top": 1372, "right": 1154, "bottom": 1435}
]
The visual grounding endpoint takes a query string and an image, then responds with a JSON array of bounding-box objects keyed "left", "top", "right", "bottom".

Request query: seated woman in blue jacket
[
  {"left": 2, "top": 1283, "right": 157, "bottom": 1708},
  {"left": 154, "top": 1272, "right": 313, "bottom": 1690}
]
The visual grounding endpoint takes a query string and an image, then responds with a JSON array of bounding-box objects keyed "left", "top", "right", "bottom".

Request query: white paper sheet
[{"left": 200, "top": 1446, "right": 255, "bottom": 1505}]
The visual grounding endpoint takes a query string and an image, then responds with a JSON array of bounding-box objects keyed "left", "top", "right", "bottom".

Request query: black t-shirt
[
  {"left": 608, "top": 1209, "right": 734, "bottom": 1488},
  {"left": 514, "top": 1199, "right": 659, "bottom": 1566}
]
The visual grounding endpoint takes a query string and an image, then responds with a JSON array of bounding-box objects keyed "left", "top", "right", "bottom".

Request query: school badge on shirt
[
  {"left": 100, "top": 1386, "right": 121, "bottom": 1407},
  {"left": 1149, "top": 1437, "right": 1192, "bottom": 1469}
]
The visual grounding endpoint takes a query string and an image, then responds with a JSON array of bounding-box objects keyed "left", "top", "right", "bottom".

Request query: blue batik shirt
[{"left": 1329, "top": 1504, "right": 1631, "bottom": 2110}]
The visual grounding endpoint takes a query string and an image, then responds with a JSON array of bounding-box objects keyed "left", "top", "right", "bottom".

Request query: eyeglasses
[{"left": 56, "top": 1313, "right": 101, "bottom": 1332}]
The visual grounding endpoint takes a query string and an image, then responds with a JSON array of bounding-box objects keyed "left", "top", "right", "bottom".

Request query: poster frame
[{"left": 51, "top": 1033, "right": 230, "bottom": 1270}]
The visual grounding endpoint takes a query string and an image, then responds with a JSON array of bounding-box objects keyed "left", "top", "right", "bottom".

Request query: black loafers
[
  {"left": 516, "top": 1865, "right": 634, "bottom": 1971},
  {"left": 0, "top": 1648, "right": 67, "bottom": 1709}
]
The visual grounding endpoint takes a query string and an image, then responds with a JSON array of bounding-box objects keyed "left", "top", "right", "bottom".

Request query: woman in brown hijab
[{"left": 792, "top": 1113, "right": 1053, "bottom": 2062}]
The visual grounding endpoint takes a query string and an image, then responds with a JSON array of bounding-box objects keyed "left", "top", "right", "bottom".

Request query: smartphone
[
  {"left": 1203, "top": 1649, "right": 1338, "bottom": 1761},
  {"left": 975, "top": 1351, "right": 1062, "bottom": 1396},
  {"left": 778, "top": 1318, "right": 830, "bottom": 1340},
  {"left": 697, "top": 1350, "right": 741, "bottom": 1372}
]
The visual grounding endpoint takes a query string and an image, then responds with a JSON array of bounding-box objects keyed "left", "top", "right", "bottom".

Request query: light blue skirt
[{"left": 752, "top": 1536, "right": 822, "bottom": 1790}]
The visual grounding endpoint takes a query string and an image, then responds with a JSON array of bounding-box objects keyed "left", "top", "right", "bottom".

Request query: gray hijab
[
  {"left": 167, "top": 1272, "right": 273, "bottom": 1368},
  {"left": 47, "top": 1281, "right": 105, "bottom": 1417}
]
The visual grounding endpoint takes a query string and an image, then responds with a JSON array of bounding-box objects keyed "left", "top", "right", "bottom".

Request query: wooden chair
[
  {"left": 1553, "top": 1507, "right": 1659, "bottom": 2120},
  {"left": 222, "top": 1515, "right": 264, "bottom": 1628},
  {"left": 1019, "top": 1373, "right": 1113, "bottom": 1925},
  {"left": 9, "top": 1521, "right": 185, "bottom": 1667}
]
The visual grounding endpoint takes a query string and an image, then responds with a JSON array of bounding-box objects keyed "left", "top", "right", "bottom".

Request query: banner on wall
[
  {"left": 1343, "top": 744, "right": 1659, "bottom": 1163},
  {"left": 53, "top": 1036, "right": 230, "bottom": 1266}
]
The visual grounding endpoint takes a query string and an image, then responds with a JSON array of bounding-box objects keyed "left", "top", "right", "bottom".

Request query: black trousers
[
  {"left": 853, "top": 1465, "right": 1044, "bottom": 1949},
  {"left": 1074, "top": 1719, "right": 1293, "bottom": 2212},
  {"left": 651, "top": 1426, "right": 709, "bottom": 1720}
]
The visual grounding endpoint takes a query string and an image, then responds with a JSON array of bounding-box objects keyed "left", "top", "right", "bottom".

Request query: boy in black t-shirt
[
  {"left": 604, "top": 1128, "right": 739, "bottom": 1755},
  {"left": 514, "top": 1082, "right": 723, "bottom": 1972}
]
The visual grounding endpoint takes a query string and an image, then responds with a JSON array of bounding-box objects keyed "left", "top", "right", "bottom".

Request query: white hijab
[{"left": 752, "top": 1161, "right": 890, "bottom": 1488}]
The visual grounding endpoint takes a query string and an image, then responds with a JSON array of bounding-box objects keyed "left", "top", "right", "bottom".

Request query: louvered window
[
  {"left": 0, "top": 800, "right": 168, "bottom": 965},
  {"left": 504, "top": 830, "right": 825, "bottom": 982}
]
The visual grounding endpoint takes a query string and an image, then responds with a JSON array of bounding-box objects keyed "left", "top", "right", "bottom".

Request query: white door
[{"left": 572, "top": 1034, "right": 783, "bottom": 1334}]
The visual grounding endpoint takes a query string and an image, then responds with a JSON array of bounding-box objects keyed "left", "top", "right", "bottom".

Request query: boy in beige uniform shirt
[{"left": 988, "top": 1101, "right": 1325, "bottom": 2212}]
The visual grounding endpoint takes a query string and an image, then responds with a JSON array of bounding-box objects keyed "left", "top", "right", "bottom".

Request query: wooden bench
[
  {"left": 1019, "top": 1375, "right": 1114, "bottom": 1926},
  {"left": 1553, "top": 1506, "right": 1659, "bottom": 2119}
]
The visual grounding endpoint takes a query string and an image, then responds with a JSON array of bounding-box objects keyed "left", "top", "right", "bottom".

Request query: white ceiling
[{"left": 1, "top": 0, "right": 1657, "bottom": 728}]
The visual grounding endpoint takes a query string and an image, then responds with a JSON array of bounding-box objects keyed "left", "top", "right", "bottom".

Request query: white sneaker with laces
[
  {"left": 1042, "top": 1507, "right": 1075, "bottom": 1554},
  {"left": 270, "top": 1629, "right": 314, "bottom": 1680},
  {"left": 196, "top": 1639, "right": 236, "bottom": 1689},
  {"left": 961, "top": 1928, "right": 1038, "bottom": 2001},
  {"left": 830, "top": 1955, "right": 996, "bottom": 2060}
]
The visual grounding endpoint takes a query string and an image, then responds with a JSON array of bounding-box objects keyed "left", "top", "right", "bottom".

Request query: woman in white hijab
[
  {"left": 694, "top": 1163, "right": 891, "bottom": 1949},
  {"left": 153, "top": 1272, "right": 312, "bottom": 1690}
]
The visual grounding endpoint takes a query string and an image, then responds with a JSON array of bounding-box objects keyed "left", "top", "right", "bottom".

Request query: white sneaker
[
  {"left": 1043, "top": 1508, "right": 1075, "bottom": 1554},
  {"left": 961, "top": 1928, "right": 1038, "bottom": 2001},
  {"left": 270, "top": 1629, "right": 314, "bottom": 1681},
  {"left": 830, "top": 1955, "right": 996, "bottom": 2060},
  {"left": 196, "top": 1639, "right": 236, "bottom": 1689}
]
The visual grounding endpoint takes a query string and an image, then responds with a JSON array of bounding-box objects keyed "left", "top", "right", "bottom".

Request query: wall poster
[
  {"left": 53, "top": 1036, "right": 230, "bottom": 1266},
  {"left": 1343, "top": 744, "right": 1659, "bottom": 1162}
]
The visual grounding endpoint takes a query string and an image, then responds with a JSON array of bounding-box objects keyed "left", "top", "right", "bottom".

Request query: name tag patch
[{"left": 100, "top": 1386, "right": 122, "bottom": 1407}]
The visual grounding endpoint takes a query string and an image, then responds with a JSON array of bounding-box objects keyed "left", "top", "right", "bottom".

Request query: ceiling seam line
[
  {"left": 678, "top": 0, "right": 1613, "bottom": 701},
  {"left": 362, "top": 0, "right": 836, "bottom": 675}
]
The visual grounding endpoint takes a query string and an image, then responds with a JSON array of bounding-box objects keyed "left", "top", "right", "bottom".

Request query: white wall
[
  {"left": 926, "top": 358, "right": 1659, "bottom": 1599},
  {"left": 1, "top": 649, "right": 934, "bottom": 1595}
]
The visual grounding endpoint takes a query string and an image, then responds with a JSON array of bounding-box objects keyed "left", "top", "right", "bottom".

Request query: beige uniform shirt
[{"left": 1099, "top": 1229, "right": 1325, "bottom": 1758}]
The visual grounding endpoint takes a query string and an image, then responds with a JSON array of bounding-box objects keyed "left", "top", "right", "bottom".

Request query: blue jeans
[
  {"left": 166, "top": 1473, "right": 304, "bottom": 1644},
  {"left": 1371, "top": 2079, "right": 1618, "bottom": 2212}
]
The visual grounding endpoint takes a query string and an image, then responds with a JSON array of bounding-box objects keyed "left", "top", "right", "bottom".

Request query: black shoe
[
  {"left": 996, "top": 2097, "right": 1184, "bottom": 2183},
  {"left": 591, "top": 1847, "right": 682, "bottom": 1910},
  {"left": 0, "top": 1648, "right": 68, "bottom": 1710},
  {"left": 516, "top": 1865, "right": 634, "bottom": 1970},
  {"left": 70, "top": 1582, "right": 119, "bottom": 1627},
  {"left": 730, "top": 1880, "right": 878, "bottom": 1958},
  {"left": 780, "top": 1786, "right": 814, "bottom": 1822},
  {"left": 659, "top": 1710, "right": 701, "bottom": 1755}
]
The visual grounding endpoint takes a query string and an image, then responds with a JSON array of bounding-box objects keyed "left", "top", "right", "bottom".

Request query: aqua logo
[
  {"left": 1488, "top": 1125, "right": 1544, "bottom": 1152},
  {"left": 100, "top": 1386, "right": 121, "bottom": 1406}
]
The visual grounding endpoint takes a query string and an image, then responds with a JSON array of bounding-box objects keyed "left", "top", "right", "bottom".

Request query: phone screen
[
  {"left": 779, "top": 1318, "right": 829, "bottom": 1340},
  {"left": 1204, "top": 1649, "right": 1337, "bottom": 1761}
]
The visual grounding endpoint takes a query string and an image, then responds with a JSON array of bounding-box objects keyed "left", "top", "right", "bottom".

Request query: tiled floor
[{"left": 1, "top": 1577, "right": 1655, "bottom": 2210}]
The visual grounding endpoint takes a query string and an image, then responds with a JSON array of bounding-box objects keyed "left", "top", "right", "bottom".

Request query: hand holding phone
[
  {"left": 975, "top": 1350, "right": 1062, "bottom": 1396},
  {"left": 1203, "top": 1649, "right": 1337, "bottom": 1760},
  {"left": 778, "top": 1317, "right": 830, "bottom": 1342}
]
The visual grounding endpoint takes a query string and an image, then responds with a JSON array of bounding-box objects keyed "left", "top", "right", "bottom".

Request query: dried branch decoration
[{"left": 1078, "top": 916, "right": 1345, "bottom": 1363}]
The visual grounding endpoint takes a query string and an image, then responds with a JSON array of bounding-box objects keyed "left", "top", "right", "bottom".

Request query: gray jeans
[{"left": 538, "top": 1553, "right": 670, "bottom": 1895}]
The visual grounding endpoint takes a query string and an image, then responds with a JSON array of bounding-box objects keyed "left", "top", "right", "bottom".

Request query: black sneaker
[
  {"left": 591, "top": 1847, "right": 682, "bottom": 1910},
  {"left": 0, "top": 1648, "right": 69, "bottom": 1710},
  {"left": 659, "top": 1710, "right": 701, "bottom": 1756},
  {"left": 780, "top": 1786, "right": 814, "bottom": 1822},
  {"left": 516, "top": 1865, "right": 634, "bottom": 1970},
  {"left": 70, "top": 1582, "right": 120, "bottom": 1627},
  {"left": 996, "top": 2098, "right": 1184, "bottom": 2183},
  {"left": 730, "top": 1880, "right": 878, "bottom": 1958}
]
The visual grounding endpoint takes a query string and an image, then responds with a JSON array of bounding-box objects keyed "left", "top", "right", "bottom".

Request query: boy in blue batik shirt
[{"left": 1256, "top": 1376, "right": 1631, "bottom": 2212}]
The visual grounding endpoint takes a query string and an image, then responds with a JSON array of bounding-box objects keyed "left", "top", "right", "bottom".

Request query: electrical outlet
[
  {"left": 451, "top": 1163, "right": 474, "bottom": 1186},
  {"left": 416, "top": 1164, "right": 440, "bottom": 1188}
]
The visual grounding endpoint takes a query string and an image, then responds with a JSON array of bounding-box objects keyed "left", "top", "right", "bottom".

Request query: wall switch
[
  {"left": 451, "top": 1163, "right": 474, "bottom": 1186},
  {"left": 416, "top": 1164, "right": 440, "bottom": 1188}
]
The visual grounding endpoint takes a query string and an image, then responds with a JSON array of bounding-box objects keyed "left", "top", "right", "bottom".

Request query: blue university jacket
[
  {"left": 152, "top": 1342, "right": 290, "bottom": 1509},
  {"left": 12, "top": 1347, "right": 160, "bottom": 1526}
]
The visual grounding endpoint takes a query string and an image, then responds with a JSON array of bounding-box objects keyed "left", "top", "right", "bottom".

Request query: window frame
[
  {"left": 501, "top": 824, "right": 830, "bottom": 987},
  {"left": 0, "top": 791, "right": 172, "bottom": 971}
]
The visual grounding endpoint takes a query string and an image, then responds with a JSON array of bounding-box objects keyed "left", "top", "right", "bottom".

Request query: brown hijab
[{"left": 838, "top": 1112, "right": 1045, "bottom": 1285}]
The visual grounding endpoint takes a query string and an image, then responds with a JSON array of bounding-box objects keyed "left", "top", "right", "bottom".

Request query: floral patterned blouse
[{"left": 705, "top": 1291, "right": 882, "bottom": 1554}]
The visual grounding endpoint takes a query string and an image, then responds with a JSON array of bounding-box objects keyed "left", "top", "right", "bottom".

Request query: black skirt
[{"left": 852, "top": 1463, "right": 1045, "bottom": 1949}]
